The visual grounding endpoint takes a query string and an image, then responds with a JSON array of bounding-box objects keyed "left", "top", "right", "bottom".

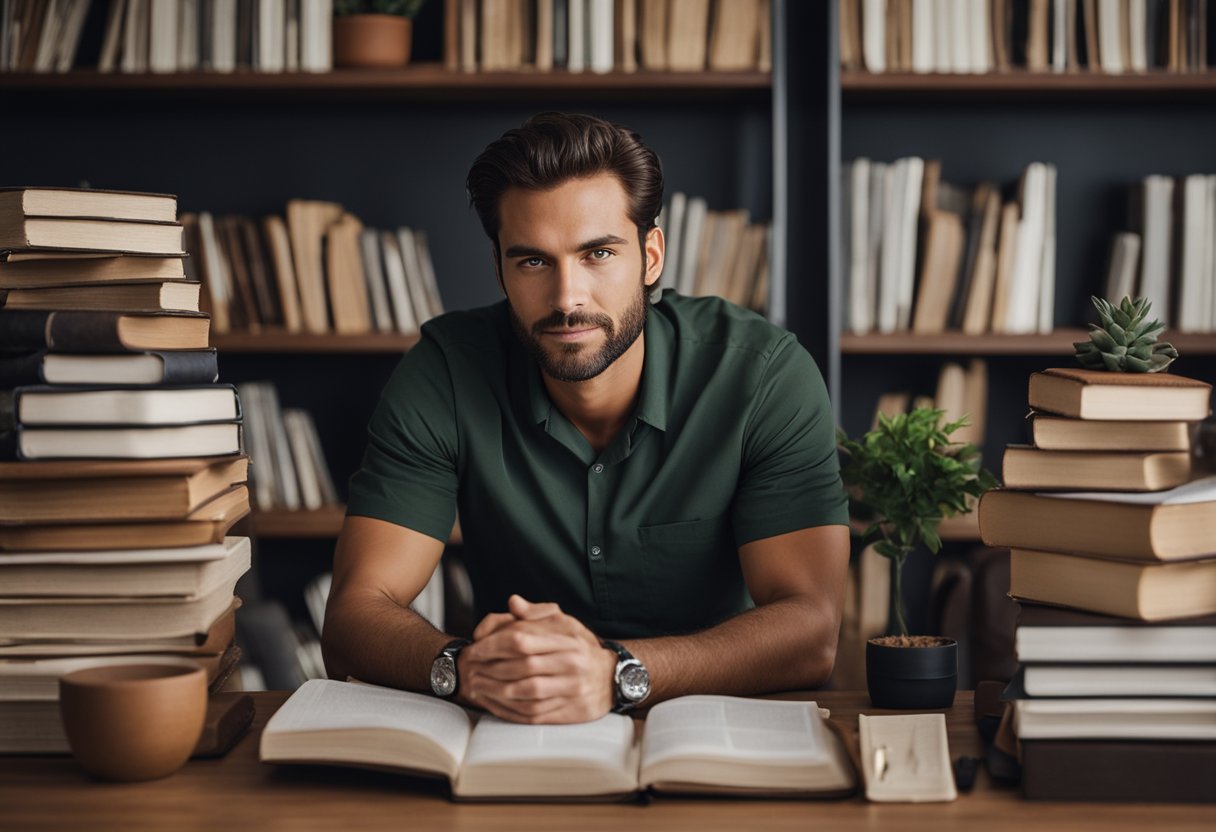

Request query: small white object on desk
[{"left": 858, "top": 713, "right": 958, "bottom": 803}]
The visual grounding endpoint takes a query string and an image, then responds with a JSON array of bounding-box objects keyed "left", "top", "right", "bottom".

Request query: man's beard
[{"left": 510, "top": 282, "right": 648, "bottom": 383}]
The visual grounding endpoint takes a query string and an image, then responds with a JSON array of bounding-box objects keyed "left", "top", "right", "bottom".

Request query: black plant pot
[{"left": 865, "top": 637, "right": 958, "bottom": 709}]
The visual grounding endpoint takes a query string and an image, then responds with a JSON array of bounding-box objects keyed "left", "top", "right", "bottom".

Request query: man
[{"left": 322, "top": 113, "right": 849, "bottom": 725}]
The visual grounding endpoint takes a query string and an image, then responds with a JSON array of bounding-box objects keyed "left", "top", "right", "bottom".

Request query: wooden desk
[{"left": 1, "top": 691, "right": 1213, "bottom": 831}]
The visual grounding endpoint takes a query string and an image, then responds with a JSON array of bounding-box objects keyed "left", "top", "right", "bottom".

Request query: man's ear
[{"left": 643, "top": 225, "right": 665, "bottom": 289}]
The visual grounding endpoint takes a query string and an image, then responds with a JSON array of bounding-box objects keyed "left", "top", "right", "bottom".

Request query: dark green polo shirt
[{"left": 347, "top": 292, "right": 847, "bottom": 639}]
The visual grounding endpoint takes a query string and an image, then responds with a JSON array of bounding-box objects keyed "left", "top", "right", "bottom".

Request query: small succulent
[
  {"left": 334, "top": 0, "right": 427, "bottom": 16},
  {"left": 1074, "top": 296, "right": 1178, "bottom": 373}
]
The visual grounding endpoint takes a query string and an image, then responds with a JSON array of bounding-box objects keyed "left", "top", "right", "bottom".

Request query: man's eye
[
  {"left": 520, "top": 257, "right": 545, "bottom": 268},
  {"left": 589, "top": 249, "right": 613, "bottom": 260}
]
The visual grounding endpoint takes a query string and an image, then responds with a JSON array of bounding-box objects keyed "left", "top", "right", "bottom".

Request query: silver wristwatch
[
  {"left": 429, "top": 638, "right": 471, "bottom": 698},
  {"left": 601, "top": 639, "right": 650, "bottom": 713}
]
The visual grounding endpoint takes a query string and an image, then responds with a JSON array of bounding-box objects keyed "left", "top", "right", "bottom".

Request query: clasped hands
[{"left": 456, "top": 594, "right": 618, "bottom": 724}]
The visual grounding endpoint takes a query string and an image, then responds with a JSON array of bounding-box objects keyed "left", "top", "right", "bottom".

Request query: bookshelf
[
  {"left": 211, "top": 331, "right": 420, "bottom": 353},
  {"left": 841, "top": 330, "right": 1216, "bottom": 356}
]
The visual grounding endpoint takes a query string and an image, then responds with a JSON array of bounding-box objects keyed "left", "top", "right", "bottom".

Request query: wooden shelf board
[
  {"left": 211, "top": 331, "right": 420, "bottom": 353},
  {"left": 841, "top": 330, "right": 1216, "bottom": 356},
  {"left": 253, "top": 507, "right": 464, "bottom": 544},
  {"left": 842, "top": 70, "right": 1216, "bottom": 100},
  {"left": 0, "top": 66, "right": 771, "bottom": 101}
]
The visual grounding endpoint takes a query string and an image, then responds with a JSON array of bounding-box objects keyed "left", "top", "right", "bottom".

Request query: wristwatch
[
  {"left": 429, "top": 638, "right": 471, "bottom": 698},
  {"left": 601, "top": 639, "right": 650, "bottom": 713}
]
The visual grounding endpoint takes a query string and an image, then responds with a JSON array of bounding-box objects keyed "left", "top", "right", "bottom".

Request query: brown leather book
[
  {"left": 193, "top": 692, "right": 256, "bottom": 758},
  {"left": 1021, "top": 740, "right": 1216, "bottom": 802}
]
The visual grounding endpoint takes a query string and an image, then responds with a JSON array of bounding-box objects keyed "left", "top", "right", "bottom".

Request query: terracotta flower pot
[{"left": 333, "top": 14, "right": 413, "bottom": 68}]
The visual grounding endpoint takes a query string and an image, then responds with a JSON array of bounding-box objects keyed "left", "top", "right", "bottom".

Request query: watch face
[
  {"left": 619, "top": 661, "right": 650, "bottom": 703},
  {"left": 430, "top": 655, "right": 457, "bottom": 697}
]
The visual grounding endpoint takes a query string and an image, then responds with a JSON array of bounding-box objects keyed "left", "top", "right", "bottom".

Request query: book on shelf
[
  {"left": 260, "top": 680, "right": 856, "bottom": 800},
  {"left": 325, "top": 212, "right": 372, "bottom": 335},
  {"left": 0, "top": 348, "right": 219, "bottom": 387},
  {"left": 0, "top": 455, "right": 248, "bottom": 523},
  {"left": 0, "top": 309, "right": 210, "bottom": 352},
  {"left": 0, "top": 536, "right": 251, "bottom": 600},
  {"left": 237, "top": 381, "right": 336, "bottom": 513},
  {"left": 0, "top": 280, "right": 201, "bottom": 313},
  {"left": 0, "top": 253, "right": 187, "bottom": 288},
  {"left": 0, "top": 188, "right": 178, "bottom": 224},
  {"left": 1013, "top": 698, "right": 1216, "bottom": 741},
  {"left": 1020, "top": 739, "right": 1216, "bottom": 803},
  {"left": 1027, "top": 413, "right": 1195, "bottom": 452},
  {"left": 1015, "top": 603, "right": 1216, "bottom": 663},
  {"left": 1027, "top": 368, "right": 1213, "bottom": 421},
  {"left": 1015, "top": 663, "right": 1216, "bottom": 698},
  {"left": 0, "top": 598, "right": 240, "bottom": 657},
  {"left": 1101, "top": 231, "right": 1141, "bottom": 311},
  {"left": 6, "top": 384, "right": 240, "bottom": 427},
  {"left": 1000, "top": 445, "right": 1193, "bottom": 491},
  {"left": 979, "top": 476, "right": 1216, "bottom": 561},
  {"left": 1008, "top": 546, "right": 1216, "bottom": 621}
]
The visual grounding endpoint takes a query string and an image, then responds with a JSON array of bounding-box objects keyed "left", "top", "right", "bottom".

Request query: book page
[
  {"left": 1041, "top": 474, "right": 1216, "bottom": 505},
  {"left": 262, "top": 680, "right": 472, "bottom": 769},
  {"left": 641, "top": 695, "right": 831, "bottom": 767}
]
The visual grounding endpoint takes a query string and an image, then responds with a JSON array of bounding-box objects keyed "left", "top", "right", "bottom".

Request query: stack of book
[
  {"left": 0, "top": 186, "right": 251, "bottom": 754},
  {"left": 978, "top": 366, "right": 1216, "bottom": 802},
  {"left": 185, "top": 205, "right": 443, "bottom": 337},
  {"left": 445, "top": 0, "right": 771, "bottom": 74},
  {"left": 655, "top": 191, "right": 770, "bottom": 312},
  {"left": 843, "top": 158, "right": 1058, "bottom": 336}
]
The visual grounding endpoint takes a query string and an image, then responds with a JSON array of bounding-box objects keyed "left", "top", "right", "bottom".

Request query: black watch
[
  {"left": 601, "top": 639, "right": 650, "bottom": 713},
  {"left": 429, "top": 638, "right": 471, "bottom": 698}
]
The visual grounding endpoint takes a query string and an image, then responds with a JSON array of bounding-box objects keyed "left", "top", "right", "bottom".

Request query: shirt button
[
  {"left": 590, "top": 546, "right": 602, "bottom": 558},
  {"left": 592, "top": 463, "right": 604, "bottom": 474}
]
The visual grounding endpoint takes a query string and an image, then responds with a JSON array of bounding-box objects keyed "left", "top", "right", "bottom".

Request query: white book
[
  {"left": 1051, "top": 0, "right": 1068, "bottom": 71},
  {"left": 414, "top": 232, "right": 444, "bottom": 320},
  {"left": 261, "top": 383, "right": 301, "bottom": 511},
  {"left": 865, "top": 161, "right": 887, "bottom": 332},
  {"left": 283, "top": 409, "right": 322, "bottom": 511},
  {"left": 567, "top": 0, "right": 586, "bottom": 71},
  {"left": 285, "top": 0, "right": 300, "bottom": 70},
  {"left": 177, "top": 0, "right": 200, "bottom": 71},
  {"left": 1127, "top": 0, "right": 1147, "bottom": 72},
  {"left": 197, "top": 212, "right": 232, "bottom": 333},
  {"left": 1139, "top": 175, "right": 1174, "bottom": 326},
  {"left": 258, "top": 0, "right": 286, "bottom": 72},
  {"left": 1096, "top": 0, "right": 1123, "bottom": 73},
  {"left": 122, "top": 0, "right": 148, "bottom": 73},
  {"left": 1177, "top": 174, "right": 1209, "bottom": 332},
  {"left": 1007, "top": 162, "right": 1047, "bottom": 334},
  {"left": 33, "top": 0, "right": 64, "bottom": 73},
  {"left": 211, "top": 0, "right": 238, "bottom": 72},
  {"left": 99, "top": 0, "right": 128, "bottom": 72},
  {"left": 910, "top": 0, "right": 934, "bottom": 73},
  {"left": 1016, "top": 623, "right": 1216, "bottom": 664},
  {"left": 877, "top": 159, "right": 904, "bottom": 333},
  {"left": 1014, "top": 698, "right": 1216, "bottom": 741},
  {"left": 1021, "top": 665, "right": 1216, "bottom": 698},
  {"left": 861, "top": 0, "right": 885, "bottom": 72},
  {"left": 298, "top": 410, "right": 338, "bottom": 505},
  {"left": 894, "top": 156, "right": 924, "bottom": 331},
  {"left": 848, "top": 158, "right": 872, "bottom": 333},
  {"left": 659, "top": 192, "right": 687, "bottom": 294},
  {"left": 359, "top": 229, "right": 393, "bottom": 333},
  {"left": 299, "top": 0, "right": 332, "bottom": 72},
  {"left": 1102, "top": 231, "right": 1141, "bottom": 306},
  {"left": 54, "top": 0, "right": 92, "bottom": 72},
  {"left": 587, "top": 0, "right": 612, "bottom": 73},
  {"left": 380, "top": 232, "right": 418, "bottom": 335},
  {"left": 971, "top": 0, "right": 991, "bottom": 72},
  {"left": 676, "top": 196, "right": 707, "bottom": 297},
  {"left": 148, "top": 0, "right": 179, "bottom": 73},
  {"left": 950, "top": 0, "right": 971, "bottom": 72},
  {"left": 397, "top": 228, "right": 434, "bottom": 326},
  {"left": 932, "top": 0, "right": 950, "bottom": 72},
  {"left": 261, "top": 681, "right": 854, "bottom": 799},
  {"left": 1036, "top": 163, "right": 1057, "bottom": 333},
  {"left": 237, "top": 383, "right": 275, "bottom": 510}
]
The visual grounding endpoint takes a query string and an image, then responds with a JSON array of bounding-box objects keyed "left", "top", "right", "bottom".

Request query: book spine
[
  {"left": 0, "top": 351, "right": 48, "bottom": 387},
  {"left": 1021, "top": 740, "right": 1216, "bottom": 801},
  {"left": 0, "top": 310, "right": 56, "bottom": 351},
  {"left": 156, "top": 350, "right": 221, "bottom": 385}
]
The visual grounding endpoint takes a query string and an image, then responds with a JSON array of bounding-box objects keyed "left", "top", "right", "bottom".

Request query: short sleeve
[
  {"left": 345, "top": 333, "right": 460, "bottom": 543},
  {"left": 731, "top": 336, "right": 848, "bottom": 546}
]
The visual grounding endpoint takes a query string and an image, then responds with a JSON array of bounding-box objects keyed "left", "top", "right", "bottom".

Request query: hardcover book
[
  {"left": 260, "top": 680, "right": 856, "bottom": 800},
  {"left": 1027, "top": 368, "right": 1212, "bottom": 421},
  {"left": 0, "top": 349, "right": 219, "bottom": 387}
]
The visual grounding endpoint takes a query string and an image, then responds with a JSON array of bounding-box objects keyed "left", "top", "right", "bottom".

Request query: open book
[{"left": 259, "top": 680, "right": 856, "bottom": 800}]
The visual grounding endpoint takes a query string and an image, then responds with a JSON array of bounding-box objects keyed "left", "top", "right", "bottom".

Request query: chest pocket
[{"left": 637, "top": 514, "right": 751, "bottom": 634}]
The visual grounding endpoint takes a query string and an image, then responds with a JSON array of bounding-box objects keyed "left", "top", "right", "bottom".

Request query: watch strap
[{"left": 600, "top": 638, "right": 646, "bottom": 713}]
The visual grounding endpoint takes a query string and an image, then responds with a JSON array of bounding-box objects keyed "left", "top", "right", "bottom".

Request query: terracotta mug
[{"left": 59, "top": 663, "right": 207, "bottom": 782}]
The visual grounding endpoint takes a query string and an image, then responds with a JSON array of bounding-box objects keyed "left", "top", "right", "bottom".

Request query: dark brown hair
[{"left": 466, "top": 112, "right": 664, "bottom": 253}]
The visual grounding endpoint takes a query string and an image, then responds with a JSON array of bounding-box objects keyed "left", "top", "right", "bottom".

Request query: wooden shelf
[
  {"left": 842, "top": 70, "right": 1216, "bottom": 101},
  {"left": 0, "top": 65, "right": 771, "bottom": 102},
  {"left": 211, "top": 331, "right": 420, "bottom": 353},
  {"left": 253, "top": 507, "right": 464, "bottom": 544},
  {"left": 841, "top": 329, "right": 1216, "bottom": 356}
]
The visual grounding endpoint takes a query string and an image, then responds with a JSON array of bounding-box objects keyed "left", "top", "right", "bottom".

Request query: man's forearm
[
  {"left": 321, "top": 590, "right": 453, "bottom": 691},
  {"left": 619, "top": 596, "right": 839, "bottom": 702}
]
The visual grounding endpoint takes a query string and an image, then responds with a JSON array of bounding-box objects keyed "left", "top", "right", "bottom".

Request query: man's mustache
[{"left": 531, "top": 310, "right": 614, "bottom": 334}]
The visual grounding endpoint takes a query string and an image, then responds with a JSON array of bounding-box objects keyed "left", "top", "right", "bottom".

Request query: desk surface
[{"left": 1, "top": 690, "right": 1213, "bottom": 832}]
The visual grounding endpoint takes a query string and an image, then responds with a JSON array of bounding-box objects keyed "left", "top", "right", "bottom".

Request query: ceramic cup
[{"left": 59, "top": 663, "right": 207, "bottom": 782}]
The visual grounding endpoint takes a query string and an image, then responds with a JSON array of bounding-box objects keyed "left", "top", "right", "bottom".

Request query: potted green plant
[
  {"left": 333, "top": 0, "right": 428, "bottom": 68},
  {"left": 838, "top": 408, "right": 998, "bottom": 709}
]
